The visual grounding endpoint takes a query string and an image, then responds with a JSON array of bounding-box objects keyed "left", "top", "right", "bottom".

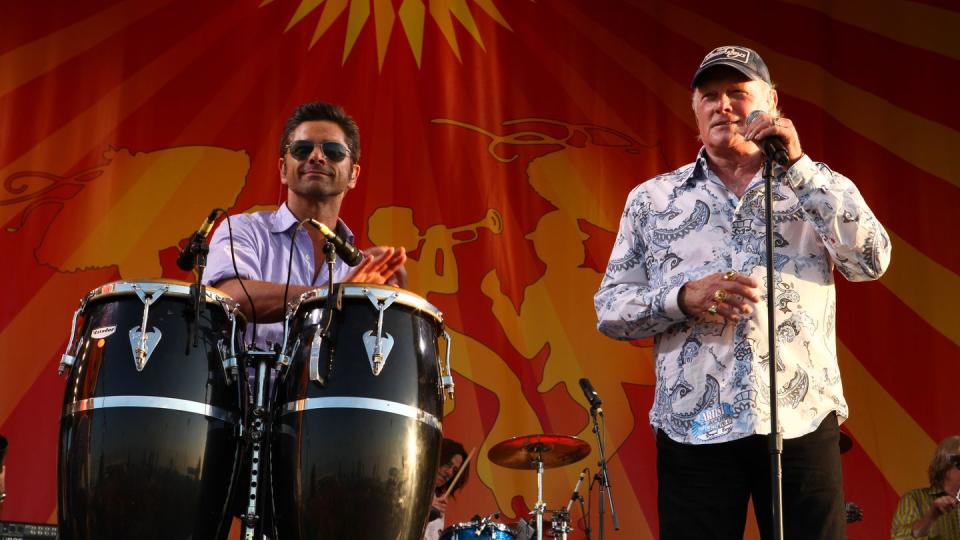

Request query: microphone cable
[{"left": 222, "top": 211, "right": 259, "bottom": 346}]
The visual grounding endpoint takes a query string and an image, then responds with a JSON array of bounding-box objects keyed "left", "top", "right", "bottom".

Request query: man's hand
[
  {"left": 742, "top": 111, "right": 804, "bottom": 167},
  {"left": 680, "top": 271, "right": 761, "bottom": 322},
  {"left": 346, "top": 246, "right": 407, "bottom": 287},
  {"left": 931, "top": 494, "right": 958, "bottom": 517}
]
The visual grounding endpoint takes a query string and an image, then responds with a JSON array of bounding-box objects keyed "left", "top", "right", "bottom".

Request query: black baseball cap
[{"left": 691, "top": 45, "right": 771, "bottom": 88}]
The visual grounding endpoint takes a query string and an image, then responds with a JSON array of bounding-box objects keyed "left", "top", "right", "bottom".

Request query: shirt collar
[
  {"left": 676, "top": 147, "right": 710, "bottom": 187},
  {"left": 269, "top": 203, "right": 355, "bottom": 243}
]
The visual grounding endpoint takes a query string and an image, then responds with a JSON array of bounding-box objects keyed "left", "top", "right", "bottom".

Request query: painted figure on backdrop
[
  {"left": 367, "top": 206, "right": 545, "bottom": 513},
  {"left": 891, "top": 435, "right": 960, "bottom": 539},
  {"left": 594, "top": 45, "right": 891, "bottom": 539},
  {"left": 432, "top": 118, "right": 661, "bottom": 457},
  {"left": 203, "top": 101, "right": 407, "bottom": 347}
]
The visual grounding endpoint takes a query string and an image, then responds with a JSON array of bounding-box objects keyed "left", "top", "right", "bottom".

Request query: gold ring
[
  {"left": 723, "top": 271, "right": 736, "bottom": 281},
  {"left": 707, "top": 304, "right": 718, "bottom": 315},
  {"left": 713, "top": 289, "right": 727, "bottom": 302}
]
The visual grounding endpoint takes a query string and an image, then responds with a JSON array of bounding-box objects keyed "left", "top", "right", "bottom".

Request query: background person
[
  {"left": 891, "top": 436, "right": 960, "bottom": 539},
  {"left": 424, "top": 438, "right": 470, "bottom": 540}
]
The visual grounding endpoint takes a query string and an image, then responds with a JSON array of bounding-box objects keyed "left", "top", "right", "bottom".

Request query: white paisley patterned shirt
[{"left": 594, "top": 149, "right": 891, "bottom": 444}]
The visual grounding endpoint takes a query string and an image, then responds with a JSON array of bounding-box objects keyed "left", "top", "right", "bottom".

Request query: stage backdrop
[{"left": 1, "top": 1, "right": 956, "bottom": 538}]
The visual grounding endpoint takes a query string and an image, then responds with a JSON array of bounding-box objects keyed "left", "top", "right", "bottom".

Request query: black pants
[{"left": 656, "top": 413, "right": 845, "bottom": 540}]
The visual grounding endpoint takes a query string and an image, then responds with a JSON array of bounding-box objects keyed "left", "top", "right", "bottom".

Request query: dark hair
[
  {"left": 436, "top": 438, "right": 469, "bottom": 497},
  {"left": 279, "top": 102, "right": 361, "bottom": 163}
]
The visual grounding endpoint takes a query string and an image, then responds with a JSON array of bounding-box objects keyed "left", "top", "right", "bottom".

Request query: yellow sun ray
[
  {"left": 373, "top": 0, "right": 397, "bottom": 69},
  {"left": 270, "top": 0, "right": 511, "bottom": 70},
  {"left": 342, "top": 0, "right": 371, "bottom": 64},
  {"left": 398, "top": 0, "right": 427, "bottom": 66}
]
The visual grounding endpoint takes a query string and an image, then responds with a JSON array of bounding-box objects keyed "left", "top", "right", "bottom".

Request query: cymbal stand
[
  {"left": 530, "top": 445, "right": 547, "bottom": 540},
  {"left": 536, "top": 458, "right": 546, "bottom": 540}
]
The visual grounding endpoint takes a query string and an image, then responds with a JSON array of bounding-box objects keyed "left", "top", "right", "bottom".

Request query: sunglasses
[
  {"left": 286, "top": 140, "right": 350, "bottom": 162},
  {"left": 950, "top": 455, "right": 960, "bottom": 468}
]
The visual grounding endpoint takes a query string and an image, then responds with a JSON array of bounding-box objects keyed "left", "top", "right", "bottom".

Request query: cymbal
[{"left": 488, "top": 434, "right": 591, "bottom": 470}]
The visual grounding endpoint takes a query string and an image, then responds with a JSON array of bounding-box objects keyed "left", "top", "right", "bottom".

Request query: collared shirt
[
  {"left": 891, "top": 486, "right": 960, "bottom": 539},
  {"left": 594, "top": 149, "right": 891, "bottom": 444},
  {"left": 202, "top": 203, "right": 356, "bottom": 348}
]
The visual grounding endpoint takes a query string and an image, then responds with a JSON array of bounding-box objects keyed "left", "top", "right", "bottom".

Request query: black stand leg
[{"left": 588, "top": 407, "right": 619, "bottom": 540}]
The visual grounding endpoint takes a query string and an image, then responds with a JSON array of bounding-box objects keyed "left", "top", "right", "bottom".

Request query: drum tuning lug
[{"left": 58, "top": 354, "right": 76, "bottom": 375}]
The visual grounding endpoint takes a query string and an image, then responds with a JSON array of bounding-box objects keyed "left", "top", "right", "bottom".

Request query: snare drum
[
  {"left": 441, "top": 522, "right": 516, "bottom": 540},
  {"left": 271, "top": 284, "right": 453, "bottom": 539},
  {"left": 57, "top": 280, "right": 246, "bottom": 540}
]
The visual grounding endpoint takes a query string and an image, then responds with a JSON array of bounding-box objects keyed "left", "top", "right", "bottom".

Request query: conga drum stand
[{"left": 239, "top": 348, "right": 287, "bottom": 540}]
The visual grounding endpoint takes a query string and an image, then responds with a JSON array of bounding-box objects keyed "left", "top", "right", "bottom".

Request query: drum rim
[
  {"left": 84, "top": 279, "right": 238, "bottom": 308},
  {"left": 293, "top": 283, "right": 443, "bottom": 322}
]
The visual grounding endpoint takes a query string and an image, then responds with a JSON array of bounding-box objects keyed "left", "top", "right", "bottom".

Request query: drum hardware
[
  {"left": 547, "top": 508, "right": 573, "bottom": 540},
  {"left": 441, "top": 330, "right": 455, "bottom": 400},
  {"left": 362, "top": 288, "right": 399, "bottom": 375},
  {"left": 217, "top": 301, "right": 242, "bottom": 383},
  {"left": 488, "top": 435, "right": 591, "bottom": 540},
  {"left": 239, "top": 348, "right": 281, "bottom": 540},
  {"left": 58, "top": 304, "right": 84, "bottom": 375},
  {"left": 129, "top": 284, "right": 168, "bottom": 371},
  {"left": 475, "top": 511, "right": 502, "bottom": 535}
]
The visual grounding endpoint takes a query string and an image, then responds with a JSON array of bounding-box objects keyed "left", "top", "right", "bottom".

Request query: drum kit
[
  {"left": 442, "top": 434, "right": 592, "bottom": 540},
  {"left": 55, "top": 278, "right": 454, "bottom": 539}
]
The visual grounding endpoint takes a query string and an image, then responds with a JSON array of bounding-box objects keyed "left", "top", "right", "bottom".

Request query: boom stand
[
  {"left": 762, "top": 155, "right": 785, "bottom": 540},
  {"left": 588, "top": 406, "right": 619, "bottom": 540}
]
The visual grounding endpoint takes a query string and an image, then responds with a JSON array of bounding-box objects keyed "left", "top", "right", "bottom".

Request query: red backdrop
[{"left": 1, "top": 1, "right": 957, "bottom": 538}]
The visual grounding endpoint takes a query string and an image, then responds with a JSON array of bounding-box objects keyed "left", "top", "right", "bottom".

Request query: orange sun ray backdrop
[{"left": 1, "top": 1, "right": 957, "bottom": 538}]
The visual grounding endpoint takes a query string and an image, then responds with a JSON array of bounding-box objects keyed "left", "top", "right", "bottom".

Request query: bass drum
[
  {"left": 272, "top": 284, "right": 452, "bottom": 539},
  {"left": 58, "top": 280, "right": 246, "bottom": 540}
]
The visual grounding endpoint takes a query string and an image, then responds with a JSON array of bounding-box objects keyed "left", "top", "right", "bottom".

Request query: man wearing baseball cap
[{"left": 595, "top": 45, "right": 891, "bottom": 539}]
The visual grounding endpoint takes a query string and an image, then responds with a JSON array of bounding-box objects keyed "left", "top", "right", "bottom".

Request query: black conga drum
[
  {"left": 57, "top": 279, "right": 246, "bottom": 540},
  {"left": 272, "top": 284, "right": 453, "bottom": 539}
]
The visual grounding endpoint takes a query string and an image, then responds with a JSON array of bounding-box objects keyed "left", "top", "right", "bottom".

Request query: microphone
[
  {"left": 309, "top": 220, "right": 364, "bottom": 266},
  {"left": 579, "top": 377, "right": 603, "bottom": 411},
  {"left": 565, "top": 467, "right": 587, "bottom": 512},
  {"left": 746, "top": 110, "right": 790, "bottom": 166},
  {"left": 177, "top": 209, "right": 220, "bottom": 271}
]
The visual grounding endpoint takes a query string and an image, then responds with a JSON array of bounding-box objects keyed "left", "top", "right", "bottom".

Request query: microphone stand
[
  {"left": 577, "top": 488, "right": 591, "bottom": 540},
  {"left": 588, "top": 406, "right": 619, "bottom": 539},
  {"left": 187, "top": 236, "right": 209, "bottom": 348},
  {"left": 762, "top": 155, "right": 784, "bottom": 540}
]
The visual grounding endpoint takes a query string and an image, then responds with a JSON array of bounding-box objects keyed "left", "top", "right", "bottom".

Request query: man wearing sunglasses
[{"left": 203, "top": 101, "right": 407, "bottom": 349}]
